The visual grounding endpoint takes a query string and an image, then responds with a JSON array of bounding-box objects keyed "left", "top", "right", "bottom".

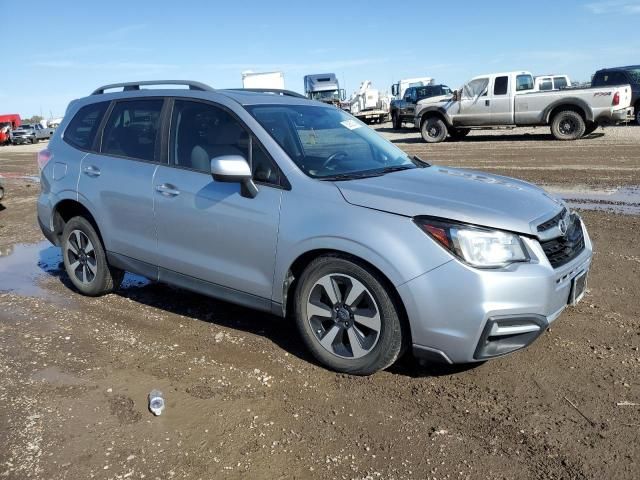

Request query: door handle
[
  {"left": 485, "top": 99, "right": 491, "bottom": 106},
  {"left": 83, "top": 165, "right": 101, "bottom": 177},
  {"left": 155, "top": 183, "right": 180, "bottom": 197}
]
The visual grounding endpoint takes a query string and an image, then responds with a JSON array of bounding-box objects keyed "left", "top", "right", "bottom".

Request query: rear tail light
[
  {"left": 613, "top": 91, "right": 620, "bottom": 106},
  {"left": 37, "top": 148, "right": 52, "bottom": 170}
]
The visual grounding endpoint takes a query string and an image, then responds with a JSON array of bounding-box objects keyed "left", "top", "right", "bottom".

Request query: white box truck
[{"left": 241, "top": 71, "right": 285, "bottom": 89}]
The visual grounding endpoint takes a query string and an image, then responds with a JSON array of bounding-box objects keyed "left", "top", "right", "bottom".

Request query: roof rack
[
  {"left": 226, "top": 88, "right": 307, "bottom": 99},
  {"left": 91, "top": 80, "right": 214, "bottom": 95}
]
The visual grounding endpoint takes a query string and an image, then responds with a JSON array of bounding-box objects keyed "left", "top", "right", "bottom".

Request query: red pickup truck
[{"left": 0, "top": 114, "right": 22, "bottom": 145}]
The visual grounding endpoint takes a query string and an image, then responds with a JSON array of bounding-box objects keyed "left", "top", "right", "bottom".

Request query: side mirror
[
  {"left": 391, "top": 84, "right": 398, "bottom": 96},
  {"left": 210, "top": 155, "right": 258, "bottom": 198},
  {"left": 340, "top": 89, "right": 346, "bottom": 101}
]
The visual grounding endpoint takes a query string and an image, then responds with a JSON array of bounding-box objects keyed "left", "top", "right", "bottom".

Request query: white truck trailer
[{"left": 241, "top": 71, "right": 285, "bottom": 89}]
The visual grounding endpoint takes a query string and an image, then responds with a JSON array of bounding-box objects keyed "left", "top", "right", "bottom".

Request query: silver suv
[{"left": 37, "top": 80, "right": 592, "bottom": 375}]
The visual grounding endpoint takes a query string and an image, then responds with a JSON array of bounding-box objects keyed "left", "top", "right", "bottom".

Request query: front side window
[
  {"left": 247, "top": 104, "right": 419, "bottom": 180},
  {"left": 494, "top": 76, "right": 509, "bottom": 95},
  {"left": 101, "top": 99, "right": 163, "bottom": 162},
  {"left": 170, "top": 100, "right": 281, "bottom": 186},
  {"left": 516, "top": 74, "right": 534, "bottom": 91},
  {"left": 463, "top": 78, "right": 489, "bottom": 99},
  {"left": 64, "top": 101, "right": 109, "bottom": 150}
]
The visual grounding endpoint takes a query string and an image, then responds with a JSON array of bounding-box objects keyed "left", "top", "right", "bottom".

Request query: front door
[
  {"left": 455, "top": 77, "right": 491, "bottom": 126},
  {"left": 491, "top": 75, "right": 512, "bottom": 124},
  {"left": 154, "top": 99, "right": 283, "bottom": 302}
]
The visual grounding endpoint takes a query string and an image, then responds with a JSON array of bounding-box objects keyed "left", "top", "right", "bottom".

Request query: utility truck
[
  {"left": 414, "top": 70, "right": 634, "bottom": 143},
  {"left": 349, "top": 80, "right": 390, "bottom": 124},
  {"left": 241, "top": 71, "right": 285, "bottom": 90},
  {"left": 303, "top": 73, "right": 346, "bottom": 107}
]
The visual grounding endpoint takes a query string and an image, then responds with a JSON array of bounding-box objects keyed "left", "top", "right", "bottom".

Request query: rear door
[
  {"left": 78, "top": 98, "right": 165, "bottom": 273},
  {"left": 491, "top": 75, "right": 512, "bottom": 124},
  {"left": 153, "top": 99, "right": 283, "bottom": 302}
]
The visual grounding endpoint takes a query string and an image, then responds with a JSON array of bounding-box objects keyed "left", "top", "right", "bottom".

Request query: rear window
[
  {"left": 64, "top": 102, "right": 109, "bottom": 150},
  {"left": 101, "top": 99, "right": 164, "bottom": 162}
]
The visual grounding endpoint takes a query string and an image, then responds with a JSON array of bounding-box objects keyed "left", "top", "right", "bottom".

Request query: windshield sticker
[{"left": 340, "top": 119, "right": 362, "bottom": 130}]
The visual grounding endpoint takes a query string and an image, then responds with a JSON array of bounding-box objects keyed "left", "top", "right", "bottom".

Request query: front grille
[
  {"left": 537, "top": 207, "right": 567, "bottom": 233},
  {"left": 540, "top": 214, "right": 585, "bottom": 268}
]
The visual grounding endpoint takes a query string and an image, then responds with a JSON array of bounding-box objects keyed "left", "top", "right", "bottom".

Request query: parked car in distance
[
  {"left": 0, "top": 114, "right": 21, "bottom": 145},
  {"left": 414, "top": 70, "right": 634, "bottom": 142},
  {"left": 592, "top": 65, "right": 640, "bottom": 125},
  {"left": 38, "top": 80, "right": 592, "bottom": 375},
  {"left": 534, "top": 75, "right": 571, "bottom": 91},
  {"left": 391, "top": 84, "right": 451, "bottom": 129},
  {"left": 10, "top": 124, "right": 52, "bottom": 144}
]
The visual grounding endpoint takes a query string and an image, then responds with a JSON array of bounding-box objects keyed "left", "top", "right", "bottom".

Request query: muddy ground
[{"left": 0, "top": 126, "right": 639, "bottom": 480}]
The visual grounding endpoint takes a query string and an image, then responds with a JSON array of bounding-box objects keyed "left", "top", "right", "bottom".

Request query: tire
[
  {"left": 584, "top": 122, "right": 598, "bottom": 136},
  {"left": 392, "top": 112, "right": 402, "bottom": 130},
  {"left": 31, "top": 138, "right": 38, "bottom": 144},
  {"left": 550, "top": 110, "right": 585, "bottom": 140},
  {"left": 635, "top": 104, "right": 640, "bottom": 126},
  {"left": 420, "top": 116, "right": 448, "bottom": 143},
  {"left": 293, "top": 256, "right": 405, "bottom": 375},
  {"left": 448, "top": 127, "right": 471, "bottom": 140},
  {"left": 61, "top": 216, "right": 124, "bottom": 296}
]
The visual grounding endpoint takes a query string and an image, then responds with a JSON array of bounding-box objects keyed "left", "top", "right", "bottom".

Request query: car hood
[
  {"left": 336, "top": 166, "right": 565, "bottom": 236},
  {"left": 417, "top": 94, "right": 453, "bottom": 105}
]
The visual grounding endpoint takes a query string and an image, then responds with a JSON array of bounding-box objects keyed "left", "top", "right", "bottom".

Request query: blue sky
[{"left": 2, "top": 0, "right": 639, "bottom": 118}]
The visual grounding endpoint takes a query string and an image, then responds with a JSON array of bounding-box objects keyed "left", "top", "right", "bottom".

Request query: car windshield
[
  {"left": 310, "top": 90, "right": 339, "bottom": 101},
  {"left": 247, "top": 104, "right": 421, "bottom": 179}
]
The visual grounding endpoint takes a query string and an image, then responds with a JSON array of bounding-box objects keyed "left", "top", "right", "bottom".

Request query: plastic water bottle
[{"left": 148, "top": 390, "right": 165, "bottom": 416}]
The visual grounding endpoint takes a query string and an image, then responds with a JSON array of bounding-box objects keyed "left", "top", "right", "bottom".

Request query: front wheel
[
  {"left": 294, "top": 256, "right": 405, "bottom": 375},
  {"left": 62, "top": 216, "right": 123, "bottom": 296},
  {"left": 392, "top": 112, "right": 402, "bottom": 130},
  {"left": 635, "top": 106, "right": 640, "bottom": 126},
  {"left": 420, "top": 117, "right": 448, "bottom": 143},
  {"left": 551, "top": 110, "right": 585, "bottom": 140}
]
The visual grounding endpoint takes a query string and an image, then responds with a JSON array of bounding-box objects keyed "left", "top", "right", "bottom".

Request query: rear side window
[
  {"left": 516, "top": 75, "right": 534, "bottom": 91},
  {"left": 554, "top": 77, "right": 568, "bottom": 89},
  {"left": 101, "top": 99, "right": 164, "bottom": 162},
  {"left": 64, "top": 102, "right": 109, "bottom": 150},
  {"left": 494, "top": 76, "right": 509, "bottom": 95}
]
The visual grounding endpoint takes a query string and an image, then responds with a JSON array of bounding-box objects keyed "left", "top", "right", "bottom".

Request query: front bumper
[
  {"left": 10, "top": 136, "right": 33, "bottom": 144},
  {"left": 400, "top": 220, "right": 593, "bottom": 364}
]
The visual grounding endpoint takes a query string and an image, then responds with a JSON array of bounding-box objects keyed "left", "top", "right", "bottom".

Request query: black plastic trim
[{"left": 474, "top": 314, "right": 548, "bottom": 360}]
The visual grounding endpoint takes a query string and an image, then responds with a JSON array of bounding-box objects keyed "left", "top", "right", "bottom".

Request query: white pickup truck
[{"left": 414, "top": 71, "right": 634, "bottom": 143}]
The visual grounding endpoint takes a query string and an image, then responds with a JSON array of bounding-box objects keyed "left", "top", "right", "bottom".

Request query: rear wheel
[
  {"left": 635, "top": 104, "right": 640, "bottom": 126},
  {"left": 551, "top": 110, "right": 585, "bottom": 140},
  {"left": 392, "top": 112, "right": 402, "bottom": 130},
  {"left": 420, "top": 116, "right": 448, "bottom": 143},
  {"left": 62, "top": 216, "right": 123, "bottom": 296},
  {"left": 294, "top": 256, "right": 404, "bottom": 375}
]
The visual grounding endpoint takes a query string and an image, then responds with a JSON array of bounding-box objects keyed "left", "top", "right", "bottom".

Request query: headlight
[{"left": 414, "top": 217, "right": 529, "bottom": 268}]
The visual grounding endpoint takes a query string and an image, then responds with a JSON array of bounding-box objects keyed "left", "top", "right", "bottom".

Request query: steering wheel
[{"left": 321, "top": 151, "right": 349, "bottom": 170}]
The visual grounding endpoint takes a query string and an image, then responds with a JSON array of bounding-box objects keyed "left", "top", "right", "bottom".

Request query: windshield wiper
[
  {"left": 378, "top": 165, "right": 415, "bottom": 174},
  {"left": 412, "top": 155, "right": 431, "bottom": 167},
  {"left": 319, "top": 171, "right": 384, "bottom": 181}
]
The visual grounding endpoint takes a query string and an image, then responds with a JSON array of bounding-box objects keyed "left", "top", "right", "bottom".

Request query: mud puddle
[
  {"left": 0, "top": 240, "right": 150, "bottom": 300},
  {"left": 544, "top": 185, "right": 640, "bottom": 215}
]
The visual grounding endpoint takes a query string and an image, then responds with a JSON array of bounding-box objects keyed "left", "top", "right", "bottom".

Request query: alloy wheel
[
  {"left": 306, "top": 274, "right": 381, "bottom": 359},
  {"left": 66, "top": 230, "right": 97, "bottom": 285}
]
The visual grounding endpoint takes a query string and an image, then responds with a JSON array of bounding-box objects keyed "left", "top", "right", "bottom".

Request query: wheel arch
[
  {"left": 51, "top": 198, "right": 103, "bottom": 247},
  {"left": 418, "top": 106, "right": 451, "bottom": 128},
  {"left": 281, "top": 248, "right": 412, "bottom": 346},
  {"left": 544, "top": 99, "right": 592, "bottom": 123}
]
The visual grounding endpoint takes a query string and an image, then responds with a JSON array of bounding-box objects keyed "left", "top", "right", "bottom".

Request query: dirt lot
[{"left": 1, "top": 127, "right": 639, "bottom": 480}]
